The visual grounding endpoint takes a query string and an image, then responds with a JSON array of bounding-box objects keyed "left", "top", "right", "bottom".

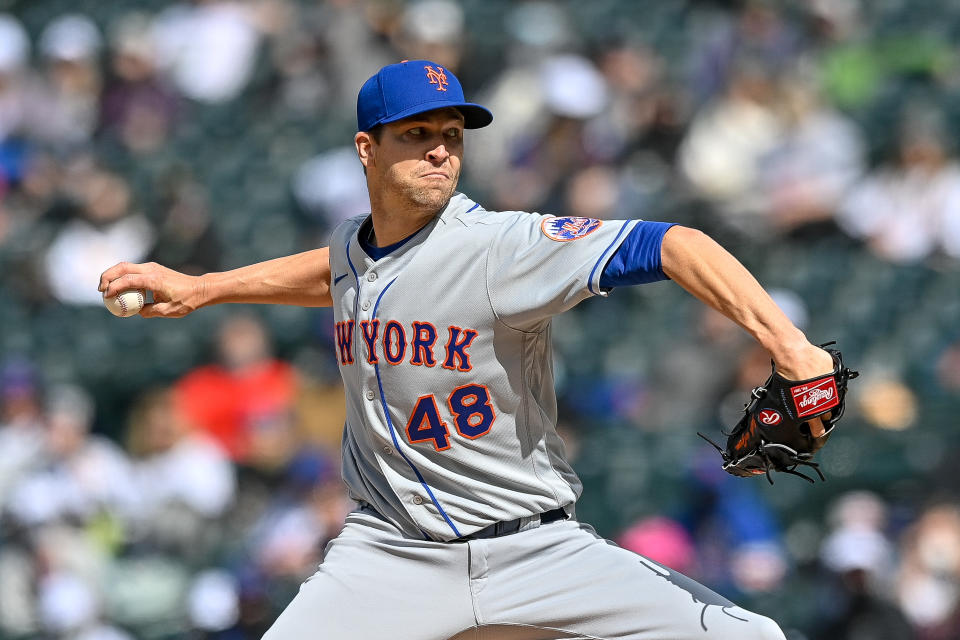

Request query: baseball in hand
[{"left": 103, "top": 289, "right": 145, "bottom": 317}]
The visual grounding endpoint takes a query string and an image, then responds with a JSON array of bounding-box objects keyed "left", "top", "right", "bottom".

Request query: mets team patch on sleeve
[{"left": 540, "top": 216, "right": 602, "bottom": 242}]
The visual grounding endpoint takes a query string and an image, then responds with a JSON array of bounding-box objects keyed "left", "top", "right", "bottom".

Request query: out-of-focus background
[{"left": 0, "top": 0, "right": 958, "bottom": 638}]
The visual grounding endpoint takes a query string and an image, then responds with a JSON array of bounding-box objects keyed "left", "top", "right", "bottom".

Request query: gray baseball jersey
[
  {"left": 266, "top": 193, "right": 787, "bottom": 640},
  {"left": 328, "top": 193, "right": 639, "bottom": 541}
]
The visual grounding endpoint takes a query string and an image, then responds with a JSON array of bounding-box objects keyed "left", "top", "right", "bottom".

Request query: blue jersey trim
[
  {"left": 372, "top": 277, "right": 463, "bottom": 539},
  {"left": 359, "top": 219, "right": 421, "bottom": 260},
  {"left": 465, "top": 202, "right": 481, "bottom": 213},
  {"left": 345, "top": 237, "right": 360, "bottom": 322},
  {"left": 587, "top": 220, "right": 633, "bottom": 295},
  {"left": 600, "top": 221, "right": 676, "bottom": 288}
]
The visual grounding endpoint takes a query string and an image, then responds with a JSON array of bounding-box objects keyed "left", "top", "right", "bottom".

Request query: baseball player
[{"left": 100, "top": 60, "right": 835, "bottom": 639}]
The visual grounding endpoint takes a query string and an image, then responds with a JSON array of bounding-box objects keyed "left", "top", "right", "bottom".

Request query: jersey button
[
  {"left": 365, "top": 390, "right": 375, "bottom": 400},
  {"left": 382, "top": 446, "right": 392, "bottom": 455},
  {"left": 361, "top": 300, "right": 371, "bottom": 311},
  {"left": 367, "top": 272, "right": 377, "bottom": 282},
  {"left": 412, "top": 495, "right": 423, "bottom": 505}
]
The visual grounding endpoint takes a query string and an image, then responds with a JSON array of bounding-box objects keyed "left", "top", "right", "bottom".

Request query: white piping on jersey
[{"left": 587, "top": 220, "right": 635, "bottom": 296}]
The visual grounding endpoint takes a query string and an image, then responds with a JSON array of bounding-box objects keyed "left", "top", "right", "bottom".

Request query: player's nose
[{"left": 426, "top": 144, "right": 450, "bottom": 163}]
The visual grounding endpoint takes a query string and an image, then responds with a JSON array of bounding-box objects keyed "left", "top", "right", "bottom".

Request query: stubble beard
[{"left": 400, "top": 172, "right": 459, "bottom": 214}]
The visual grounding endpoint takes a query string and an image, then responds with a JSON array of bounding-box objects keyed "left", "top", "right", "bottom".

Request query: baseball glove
[{"left": 700, "top": 344, "right": 859, "bottom": 483}]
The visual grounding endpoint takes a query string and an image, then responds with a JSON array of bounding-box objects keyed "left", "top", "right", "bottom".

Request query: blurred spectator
[
  {"left": 97, "top": 553, "right": 192, "bottom": 633},
  {"left": 293, "top": 146, "right": 371, "bottom": 231},
  {"left": 395, "top": 0, "right": 465, "bottom": 71},
  {"left": 596, "top": 42, "right": 668, "bottom": 156},
  {"left": 593, "top": 42, "right": 687, "bottom": 204},
  {"left": 29, "top": 14, "right": 103, "bottom": 148},
  {"left": 563, "top": 165, "right": 623, "bottom": 220},
  {"left": 174, "top": 314, "right": 298, "bottom": 465},
  {"left": 0, "top": 14, "right": 31, "bottom": 145},
  {"left": 264, "top": 3, "right": 330, "bottom": 118},
  {"left": 617, "top": 516, "right": 696, "bottom": 575},
  {"left": 937, "top": 339, "right": 960, "bottom": 392},
  {"left": 152, "top": 0, "right": 262, "bottom": 104},
  {"left": 291, "top": 376, "right": 348, "bottom": 454},
  {"left": 758, "top": 78, "right": 864, "bottom": 235},
  {"left": 187, "top": 568, "right": 240, "bottom": 633},
  {"left": 148, "top": 169, "right": 221, "bottom": 275},
  {"left": 504, "top": 1, "right": 575, "bottom": 58},
  {"left": 682, "top": 66, "right": 864, "bottom": 237},
  {"left": 684, "top": 462, "right": 788, "bottom": 595},
  {"left": 540, "top": 53, "right": 610, "bottom": 122},
  {"left": 679, "top": 61, "right": 781, "bottom": 230},
  {"left": 466, "top": 2, "right": 582, "bottom": 189},
  {"left": 642, "top": 303, "right": 750, "bottom": 432},
  {"left": 485, "top": 54, "right": 611, "bottom": 213},
  {"left": 0, "top": 358, "right": 44, "bottom": 507},
  {"left": 1, "top": 387, "right": 133, "bottom": 638},
  {"left": 816, "top": 492, "right": 913, "bottom": 639},
  {"left": 318, "top": 0, "right": 399, "bottom": 114},
  {"left": 42, "top": 163, "right": 154, "bottom": 305},
  {"left": 6, "top": 384, "right": 138, "bottom": 527},
  {"left": 36, "top": 571, "right": 130, "bottom": 639},
  {"left": 837, "top": 104, "right": 960, "bottom": 263},
  {"left": 126, "top": 387, "right": 236, "bottom": 553},
  {"left": 897, "top": 504, "right": 960, "bottom": 638},
  {"left": 0, "top": 150, "right": 61, "bottom": 250},
  {"left": 689, "top": 2, "right": 803, "bottom": 105},
  {"left": 99, "top": 13, "right": 180, "bottom": 155},
  {"left": 246, "top": 450, "right": 350, "bottom": 581}
]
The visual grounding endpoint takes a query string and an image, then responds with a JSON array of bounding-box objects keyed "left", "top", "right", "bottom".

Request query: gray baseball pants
[{"left": 263, "top": 508, "right": 786, "bottom": 640}]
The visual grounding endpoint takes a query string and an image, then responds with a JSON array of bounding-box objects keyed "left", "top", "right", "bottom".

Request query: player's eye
[
  {"left": 407, "top": 127, "right": 423, "bottom": 136},
  {"left": 445, "top": 128, "right": 462, "bottom": 139}
]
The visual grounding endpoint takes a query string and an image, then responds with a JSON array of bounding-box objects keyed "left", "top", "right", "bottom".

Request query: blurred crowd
[
  {"left": 1, "top": 315, "right": 350, "bottom": 638},
  {"left": 1, "top": 0, "right": 960, "bottom": 638}
]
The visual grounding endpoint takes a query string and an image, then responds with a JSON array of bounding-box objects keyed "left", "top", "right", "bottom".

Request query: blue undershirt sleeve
[{"left": 599, "top": 221, "right": 677, "bottom": 289}]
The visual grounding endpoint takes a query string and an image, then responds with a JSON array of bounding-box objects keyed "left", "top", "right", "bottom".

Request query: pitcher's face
[{"left": 357, "top": 108, "right": 465, "bottom": 212}]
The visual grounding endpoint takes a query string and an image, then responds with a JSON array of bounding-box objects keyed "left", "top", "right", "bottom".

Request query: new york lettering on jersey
[{"left": 335, "top": 319, "right": 477, "bottom": 371}]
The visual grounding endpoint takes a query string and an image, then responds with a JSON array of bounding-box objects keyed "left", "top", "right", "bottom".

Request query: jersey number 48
[{"left": 406, "top": 384, "right": 496, "bottom": 451}]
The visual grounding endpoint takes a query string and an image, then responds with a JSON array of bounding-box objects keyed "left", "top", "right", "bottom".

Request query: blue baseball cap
[{"left": 357, "top": 60, "right": 493, "bottom": 132}]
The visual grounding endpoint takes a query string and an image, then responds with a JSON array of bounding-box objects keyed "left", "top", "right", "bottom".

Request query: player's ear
[{"left": 355, "top": 132, "right": 375, "bottom": 170}]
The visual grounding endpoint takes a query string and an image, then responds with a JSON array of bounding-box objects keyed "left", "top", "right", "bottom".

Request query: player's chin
[{"left": 410, "top": 182, "right": 457, "bottom": 208}]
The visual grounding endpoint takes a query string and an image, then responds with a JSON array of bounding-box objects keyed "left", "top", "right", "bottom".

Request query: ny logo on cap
[{"left": 425, "top": 65, "right": 448, "bottom": 91}]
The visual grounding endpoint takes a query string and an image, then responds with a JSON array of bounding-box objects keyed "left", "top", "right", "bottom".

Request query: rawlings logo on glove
[
  {"left": 700, "top": 344, "right": 858, "bottom": 483},
  {"left": 758, "top": 409, "right": 781, "bottom": 425},
  {"left": 792, "top": 378, "right": 839, "bottom": 416}
]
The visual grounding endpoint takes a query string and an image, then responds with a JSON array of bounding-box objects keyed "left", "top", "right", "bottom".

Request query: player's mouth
[{"left": 421, "top": 171, "right": 450, "bottom": 180}]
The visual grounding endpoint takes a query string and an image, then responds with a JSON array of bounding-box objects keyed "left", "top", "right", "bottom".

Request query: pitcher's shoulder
[
  {"left": 445, "top": 195, "right": 539, "bottom": 231},
  {"left": 328, "top": 215, "right": 367, "bottom": 253}
]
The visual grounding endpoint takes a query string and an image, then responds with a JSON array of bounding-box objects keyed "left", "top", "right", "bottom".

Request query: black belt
[{"left": 457, "top": 507, "right": 569, "bottom": 541}]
